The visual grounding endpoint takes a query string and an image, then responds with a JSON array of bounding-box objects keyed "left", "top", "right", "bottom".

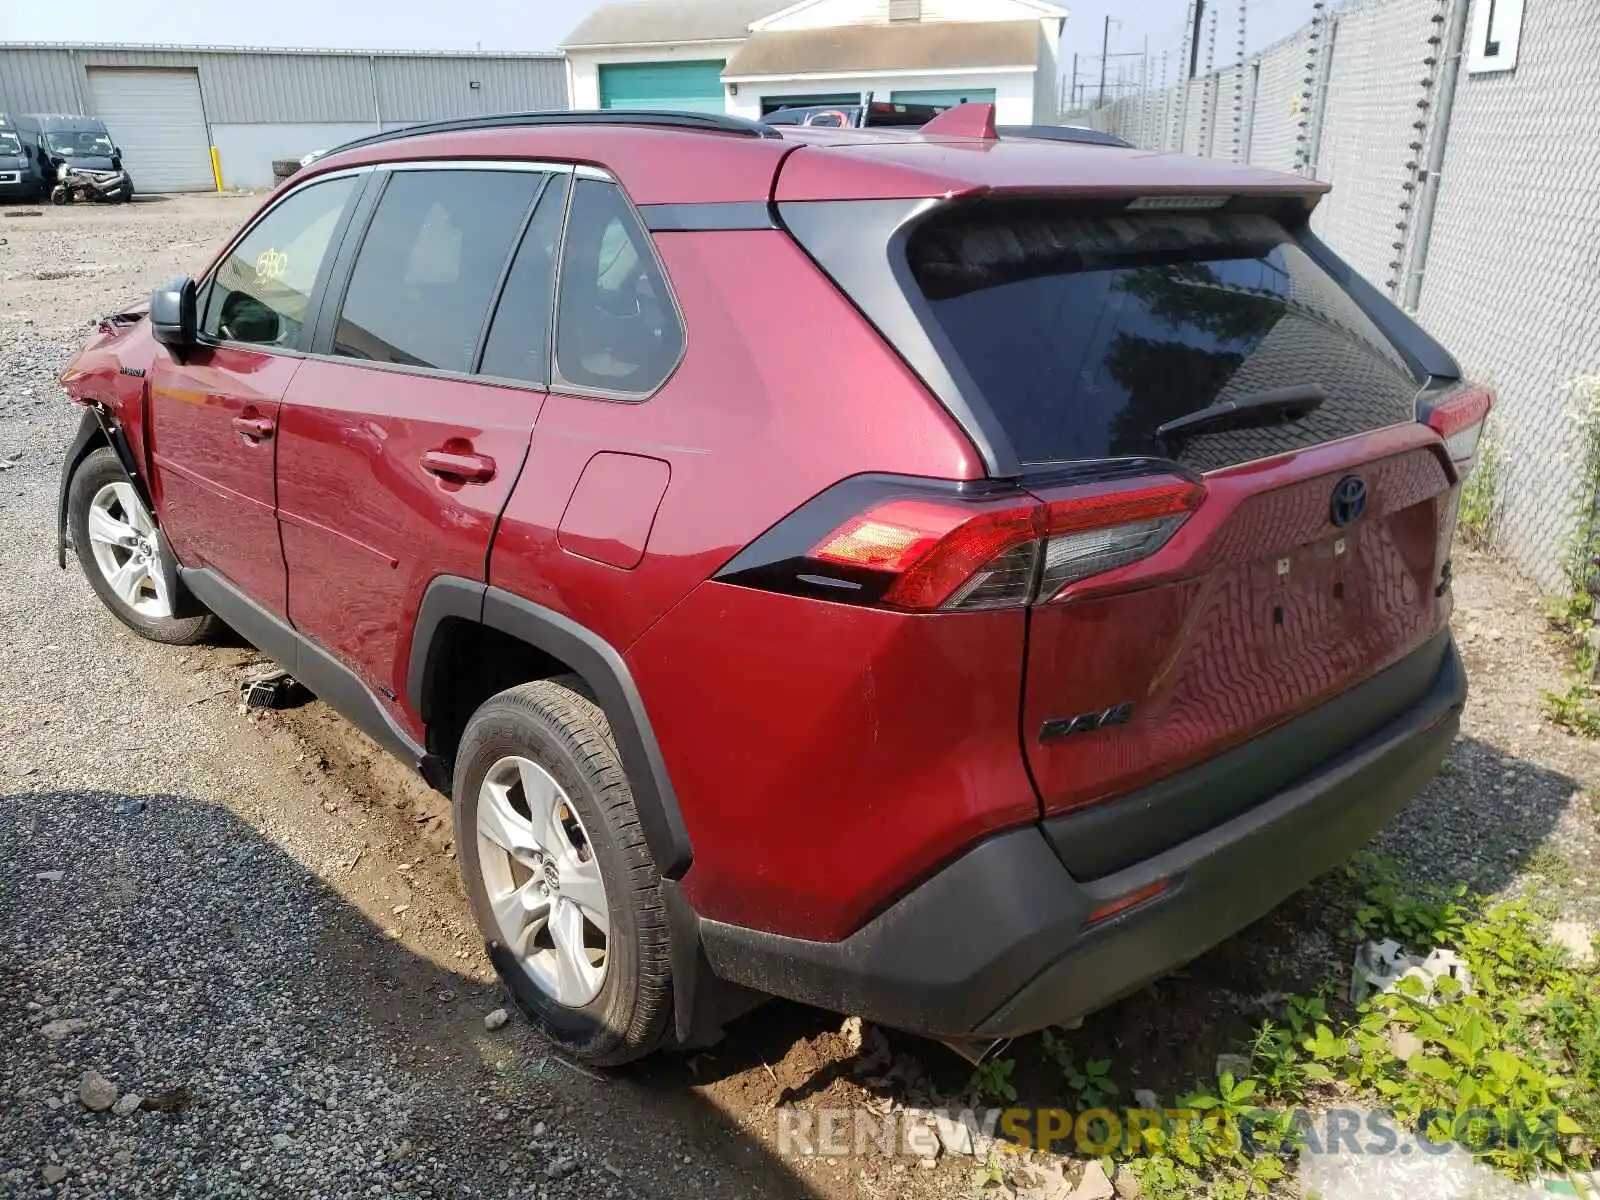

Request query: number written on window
[{"left": 201, "top": 176, "right": 357, "bottom": 347}]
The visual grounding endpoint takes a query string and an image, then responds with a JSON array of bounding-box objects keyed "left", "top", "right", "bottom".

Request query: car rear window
[{"left": 906, "top": 204, "right": 1421, "bottom": 471}]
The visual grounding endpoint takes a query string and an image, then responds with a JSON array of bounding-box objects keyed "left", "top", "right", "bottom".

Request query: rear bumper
[{"left": 698, "top": 634, "right": 1466, "bottom": 1039}]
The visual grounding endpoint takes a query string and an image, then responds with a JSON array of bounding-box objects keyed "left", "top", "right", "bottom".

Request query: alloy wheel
[
  {"left": 476, "top": 755, "right": 610, "bottom": 1008},
  {"left": 86, "top": 481, "right": 172, "bottom": 619}
]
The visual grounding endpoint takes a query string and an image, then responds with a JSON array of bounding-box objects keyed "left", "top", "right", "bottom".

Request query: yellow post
[{"left": 210, "top": 145, "right": 224, "bottom": 192}]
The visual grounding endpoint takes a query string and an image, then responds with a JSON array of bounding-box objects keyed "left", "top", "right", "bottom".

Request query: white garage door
[{"left": 87, "top": 69, "right": 213, "bottom": 193}]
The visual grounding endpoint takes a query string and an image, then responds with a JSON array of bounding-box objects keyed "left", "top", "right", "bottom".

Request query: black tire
[
  {"left": 454, "top": 679, "right": 672, "bottom": 1065},
  {"left": 68, "top": 447, "right": 218, "bottom": 646}
]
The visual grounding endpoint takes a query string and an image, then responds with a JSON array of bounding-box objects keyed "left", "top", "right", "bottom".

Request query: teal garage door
[
  {"left": 599, "top": 61, "right": 727, "bottom": 114},
  {"left": 889, "top": 87, "right": 998, "bottom": 109}
]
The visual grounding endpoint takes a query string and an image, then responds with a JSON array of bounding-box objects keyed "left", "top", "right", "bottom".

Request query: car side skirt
[{"left": 179, "top": 566, "right": 441, "bottom": 784}]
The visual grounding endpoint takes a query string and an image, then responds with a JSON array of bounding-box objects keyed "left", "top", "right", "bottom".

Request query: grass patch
[
  {"left": 979, "top": 856, "right": 1599, "bottom": 1198},
  {"left": 1457, "top": 435, "right": 1502, "bottom": 550},
  {"left": 1543, "top": 378, "right": 1600, "bottom": 736},
  {"left": 1527, "top": 844, "right": 1579, "bottom": 889}
]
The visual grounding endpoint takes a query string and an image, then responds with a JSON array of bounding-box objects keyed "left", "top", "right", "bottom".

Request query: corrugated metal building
[{"left": 0, "top": 43, "right": 568, "bottom": 191}]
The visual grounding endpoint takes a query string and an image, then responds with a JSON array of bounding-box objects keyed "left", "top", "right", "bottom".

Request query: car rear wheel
[
  {"left": 69, "top": 447, "right": 218, "bottom": 645},
  {"left": 454, "top": 679, "right": 672, "bottom": 1065}
]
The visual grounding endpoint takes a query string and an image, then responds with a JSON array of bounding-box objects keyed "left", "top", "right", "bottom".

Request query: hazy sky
[{"left": 2, "top": 0, "right": 1316, "bottom": 83}]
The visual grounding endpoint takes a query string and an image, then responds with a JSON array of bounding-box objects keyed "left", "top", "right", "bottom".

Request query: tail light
[
  {"left": 720, "top": 474, "right": 1205, "bottom": 612},
  {"left": 1423, "top": 384, "right": 1493, "bottom": 472}
]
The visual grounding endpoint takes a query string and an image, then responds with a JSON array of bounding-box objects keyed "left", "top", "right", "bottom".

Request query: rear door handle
[
  {"left": 231, "top": 414, "right": 275, "bottom": 441},
  {"left": 421, "top": 447, "right": 497, "bottom": 483}
]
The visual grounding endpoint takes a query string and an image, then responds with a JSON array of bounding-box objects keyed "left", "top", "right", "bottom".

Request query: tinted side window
[
  {"left": 555, "top": 179, "right": 683, "bottom": 395},
  {"left": 201, "top": 176, "right": 357, "bottom": 347},
  {"left": 478, "top": 174, "right": 568, "bottom": 385},
  {"left": 332, "top": 169, "right": 543, "bottom": 372}
]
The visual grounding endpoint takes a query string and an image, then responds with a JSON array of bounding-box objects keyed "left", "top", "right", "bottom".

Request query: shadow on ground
[{"left": 0, "top": 789, "right": 817, "bottom": 1199}]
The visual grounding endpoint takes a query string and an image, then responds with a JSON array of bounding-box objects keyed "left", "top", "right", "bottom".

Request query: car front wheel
[{"left": 69, "top": 447, "right": 217, "bottom": 645}]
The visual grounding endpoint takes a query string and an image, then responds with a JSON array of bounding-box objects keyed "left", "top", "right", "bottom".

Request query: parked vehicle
[
  {"left": 57, "top": 106, "right": 1485, "bottom": 1066},
  {"left": 0, "top": 113, "right": 45, "bottom": 201},
  {"left": 50, "top": 163, "right": 134, "bottom": 205},
  {"left": 762, "top": 98, "right": 1133, "bottom": 146},
  {"left": 35, "top": 115, "right": 133, "bottom": 201},
  {"left": 764, "top": 99, "right": 945, "bottom": 128}
]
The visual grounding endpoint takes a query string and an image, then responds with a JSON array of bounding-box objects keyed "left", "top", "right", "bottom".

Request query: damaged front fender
[{"left": 56, "top": 405, "right": 140, "bottom": 568}]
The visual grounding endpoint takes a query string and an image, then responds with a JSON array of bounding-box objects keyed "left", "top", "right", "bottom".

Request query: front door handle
[
  {"left": 421, "top": 447, "right": 497, "bottom": 483},
  {"left": 231, "top": 414, "right": 275, "bottom": 442}
]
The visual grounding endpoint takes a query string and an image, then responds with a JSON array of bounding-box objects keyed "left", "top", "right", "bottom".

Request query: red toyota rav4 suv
[{"left": 57, "top": 107, "right": 1484, "bottom": 1065}]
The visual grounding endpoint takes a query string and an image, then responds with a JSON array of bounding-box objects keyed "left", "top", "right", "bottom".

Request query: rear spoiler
[{"left": 998, "top": 125, "right": 1133, "bottom": 149}]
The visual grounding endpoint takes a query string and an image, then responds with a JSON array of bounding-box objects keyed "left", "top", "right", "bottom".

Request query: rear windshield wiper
[{"left": 1155, "top": 384, "right": 1326, "bottom": 445}]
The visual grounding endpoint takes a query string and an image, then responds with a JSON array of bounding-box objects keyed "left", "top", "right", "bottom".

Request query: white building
[{"left": 562, "top": 0, "right": 1069, "bottom": 126}]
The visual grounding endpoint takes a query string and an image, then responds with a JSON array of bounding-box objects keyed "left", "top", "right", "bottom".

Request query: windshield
[
  {"left": 46, "top": 132, "right": 114, "bottom": 158},
  {"left": 0, "top": 133, "right": 21, "bottom": 156}
]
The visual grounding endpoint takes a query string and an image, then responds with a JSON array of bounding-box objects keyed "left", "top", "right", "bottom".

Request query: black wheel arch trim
[
  {"left": 60, "top": 407, "right": 207, "bottom": 619},
  {"left": 407, "top": 578, "right": 693, "bottom": 882},
  {"left": 407, "top": 576, "right": 488, "bottom": 725},
  {"left": 58, "top": 406, "right": 141, "bottom": 568}
]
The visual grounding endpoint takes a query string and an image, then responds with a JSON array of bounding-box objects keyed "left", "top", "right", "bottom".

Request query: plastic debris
[
  {"left": 1300, "top": 1118, "right": 1551, "bottom": 1199},
  {"left": 1215, "top": 1052, "right": 1252, "bottom": 1080},
  {"left": 1349, "top": 939, "right": 1472, "bottom": 1005},
  {"left": 240, "top": 663, "right": 297, "bottom": 710}
]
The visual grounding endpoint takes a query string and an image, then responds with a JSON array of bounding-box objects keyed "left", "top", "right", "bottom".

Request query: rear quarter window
[
  {"left": 907, "top": 205, "right": 1421, "bottom": 472},
  {"left": 553, "top": 178, "right": 683, "bottom": 397}
]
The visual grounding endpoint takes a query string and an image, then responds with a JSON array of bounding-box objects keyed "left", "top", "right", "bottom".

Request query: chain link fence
[{"left": 1073, "top": 0, "right": 1598, "bottom": 591}]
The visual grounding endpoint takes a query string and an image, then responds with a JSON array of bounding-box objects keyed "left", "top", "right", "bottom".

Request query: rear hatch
[{"left": 902, "top": 197, "right": 1456, "bottom": 833}]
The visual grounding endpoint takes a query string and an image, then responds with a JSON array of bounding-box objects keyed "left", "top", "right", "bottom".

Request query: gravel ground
[
  {"left": 3, "top": 790, "right": 584, "bottom": 1197},
  {"left": 1, "top": 195, "right": 1597, "bottom": 1200}
]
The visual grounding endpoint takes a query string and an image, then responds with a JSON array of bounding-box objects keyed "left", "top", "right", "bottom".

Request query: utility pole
[
  {"left": 1097, "top": 15, "right": 1113, "bottom": 107},
  {"left": 1188, "top": 0, "right": 1207, "bottom": 78},
  {"left": 1140, "top": 36, "right": 1150, "bottom": 146},
  {"left": 1070, "top": 53, "right": 1078, "bottom": 112}
]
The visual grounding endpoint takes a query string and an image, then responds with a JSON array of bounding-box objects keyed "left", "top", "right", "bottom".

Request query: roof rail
[
  {"left": 320, "top": 109, "right": 783, "bottom": 158},
  {"left": 996, "top": 125, "right": 1134, "bottom": 149}
]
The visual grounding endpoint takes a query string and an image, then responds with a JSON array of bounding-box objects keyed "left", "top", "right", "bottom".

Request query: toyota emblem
[{"left": 1330, "top": 475, "right": 1367, "bottom": 527}]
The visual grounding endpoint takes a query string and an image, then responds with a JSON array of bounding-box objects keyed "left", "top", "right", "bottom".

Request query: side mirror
[{"left": 150, "top": 276, "right": 197, "bottom": 350}]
